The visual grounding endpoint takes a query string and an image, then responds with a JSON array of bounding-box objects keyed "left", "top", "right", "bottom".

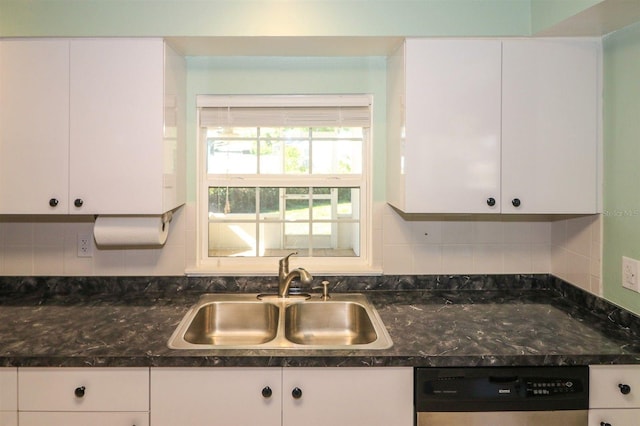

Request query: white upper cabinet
[
  {"left": 387, "top": 39, "right": 502, "bottom": 214},
  {"left": 0, "top": 38, "right": 185, "bottom": 215},
  {"left": 387, "top": 38, "right": 600, "bottom": 214},
  {"left": 0, "top": 40, "right": 70, "bottom": 214},
  {"left": 502, "top": 39, "right": 600, "bottom": 214},
  {"left": 69, "top": 39, "right": 183, "bottom": 214}
]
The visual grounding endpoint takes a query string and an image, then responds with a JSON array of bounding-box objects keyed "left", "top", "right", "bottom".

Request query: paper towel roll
[{"left": 93, "top": 215, "right": 170, "bottom": 247}]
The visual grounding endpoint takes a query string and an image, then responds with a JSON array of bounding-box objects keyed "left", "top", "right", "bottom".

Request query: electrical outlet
[
  {"left": 622, "top": 256, "right": 639, "bottom": 292},
  {"left": 77, "top": 233, "right": 93, "bottom": 258}
]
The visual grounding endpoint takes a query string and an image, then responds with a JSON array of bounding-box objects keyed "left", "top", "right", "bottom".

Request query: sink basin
[
  {"left": 183, "top": 301, "right": 279, "bottom": 346},
  {"left": 168, "top": 293, "right": 392, "bottom": 350},
  {"left": 284, "top": 301, "right": 377, "bottom": 345}
]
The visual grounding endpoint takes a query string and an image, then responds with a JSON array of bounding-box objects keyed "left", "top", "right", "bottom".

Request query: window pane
[
  {"left": 284, "top": 139, "right": 310, "bottom": 174},
  {"left": 312, "top": 127, "right": 363, "bottom": 138},
  {"left": 208, "top": 186, "right": 359, "bottom": 258},
  {"left": 285, "top": 187, "right": 310, "bottom": 221},
  {"left": 338, "top": 188, "right": 359, "bottom": 218},
  {"left": 208, "top": 127, "right": 258, "bottom": 138},
  {"left": 259, "top": 140, "right": 283, "bottom": 174},
  {"left": 312, "top": 139, "right": 361, "bottom": 174},
  {"left": 207, "top": 140, "right": 257, "bottom": 174},
  {"left": 284, "top": 222, "right": 310, "bottom": 249},
  {"left": 312, "top": 222, "right": 331, "bottom": 236},
  {"left": 260, "top": 222, "right": 283, "bottom": 256},
  {"left": 311, "top": 188, "right": 332, "bottom": 220},
  {"left": 311, "top": 127, "right": 362, "bottom": 174},
  {"left": 208, "top": 222, "right": 257, "bottom": 257},
  {"left": 208, "top": 187, "right": 256, "bottom": 215},
  {"left": 258, "top": 187, "right": 280, "bottom": 215},
  {"left": 281, "top": 127, "right": 309, "bottom": 138}
]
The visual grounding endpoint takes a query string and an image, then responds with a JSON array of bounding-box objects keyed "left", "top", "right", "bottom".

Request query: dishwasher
[{"left": 415, "top": 366, "right": 589, "bottom": 426}]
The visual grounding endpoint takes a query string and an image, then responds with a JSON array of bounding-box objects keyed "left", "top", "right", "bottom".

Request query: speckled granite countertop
[{"left": 1, "top": 275, "right": 640, "bottom": 367}]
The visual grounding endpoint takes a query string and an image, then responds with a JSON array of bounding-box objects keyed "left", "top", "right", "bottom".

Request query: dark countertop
[{"left": 1, "top": 275, "right": 640, "bottom": 367}]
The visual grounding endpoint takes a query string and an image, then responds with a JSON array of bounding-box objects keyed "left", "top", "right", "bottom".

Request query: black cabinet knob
[
  {"left": 486, "top": 197, "right": 496, "bottom": 207},
  {"left": 262, "top": 386, "right": 272, "bottom": 398},
  {"left": 511, "top": 198, "right": 521, "bottom": 207},
  {"left": 74, "top": 386, "right": 86, "bottom": 398},
  {"left": 74, "top": 198, "right": 83, "bottom": 208},
  {"left": 600, "top": 422, "right": 611, "bottom": 426},
  {"left": 619, "top": 383, "right": 631, "bottom": 395},
  {"left": 49, "top": 198, "right": 59, "bottom": 207},
  {"left": 291, "top": 387, "right": 302, "bottom": 399}
]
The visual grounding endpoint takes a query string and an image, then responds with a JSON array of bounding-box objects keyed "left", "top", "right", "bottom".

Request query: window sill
[{"left": 185, "top": 262, "right": 382, "bottom": 277}]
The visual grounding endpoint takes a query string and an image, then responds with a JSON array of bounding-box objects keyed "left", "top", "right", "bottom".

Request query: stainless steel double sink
[{"left": 168, "top": 293, "right": 393, "bottom": 350}]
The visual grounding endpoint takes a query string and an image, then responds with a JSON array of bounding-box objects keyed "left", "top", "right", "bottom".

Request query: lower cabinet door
[
  {"left": 19, "top": 412, "right": 149, "bottom": 426},
  {"left": 282, "top": 367, "right": 414, "bottom": 426},
  {"left": 589, "top": 408, "right": 640, "bottom": 425},
  {"left": 150, "top": 367, "right": 281, "bottom": 426}
]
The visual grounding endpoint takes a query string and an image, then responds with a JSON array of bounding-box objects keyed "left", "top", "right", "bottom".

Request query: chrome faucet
[{"left": 278, "top": 252, "right": 313, "bottom": 298}]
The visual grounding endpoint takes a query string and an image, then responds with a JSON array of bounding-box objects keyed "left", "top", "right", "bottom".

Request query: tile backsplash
[
  {"left": 0, "top": 202, "right": 602, "bottom": 295},
  {"left": 378, "top": 203, "right": 552, "bottom": 275},
  {"left": 0, "top": 206, "right": 189, "bottom": 277}
]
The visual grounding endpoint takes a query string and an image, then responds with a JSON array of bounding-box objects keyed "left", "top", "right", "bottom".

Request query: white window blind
[{"left": 200, "top": 105, "right": 371, "bottom": 128}]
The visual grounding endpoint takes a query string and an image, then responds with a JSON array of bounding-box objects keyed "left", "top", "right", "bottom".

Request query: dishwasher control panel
[
  {"left": 415, "top": 366, "right": 589, "bottom": 412},
  {"left": 526, "top": 378, "right": 580, "bottom": 396}
]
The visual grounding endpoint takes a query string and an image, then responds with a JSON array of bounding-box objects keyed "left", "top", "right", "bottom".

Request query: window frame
[{"left": 193, "top": 94, "right": 374, "bottom": 275}]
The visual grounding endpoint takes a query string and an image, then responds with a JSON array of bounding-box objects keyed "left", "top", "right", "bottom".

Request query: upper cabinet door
[
  {"left": 69, "top": 39, "right": 165, "bottom": 214},
  {"left": 401, "top": 39, "right": 502, "bottom": 213},
  {"left": 0, "top": 40, "right": 70, "bottom": 214},
  {"left": 502, "top": 39, "right": 600, "bottom": 214}
]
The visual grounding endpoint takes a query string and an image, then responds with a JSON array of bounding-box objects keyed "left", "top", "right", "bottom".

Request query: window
[{"left": 196, "top": 95, "right": 372, "bottom": 272}]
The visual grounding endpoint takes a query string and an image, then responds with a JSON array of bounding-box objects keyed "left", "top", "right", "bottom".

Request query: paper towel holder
[
  {"left": 93, "top": 211, "right": 174, "bottom": 248},
  {"left": 161, "top": 211, "right": 173, "bottom": 230}
]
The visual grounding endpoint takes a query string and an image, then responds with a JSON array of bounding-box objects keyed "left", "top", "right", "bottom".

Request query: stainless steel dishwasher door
[
  {"left": 415, "top": 366, "right": 590, "bottom": 426},
  {"left": 417, "top": 410, "right": 588, "bottom": 426}
]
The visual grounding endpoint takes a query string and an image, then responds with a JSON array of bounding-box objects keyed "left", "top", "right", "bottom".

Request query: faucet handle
[{"left": 279, "top": 251, "right": 298, "bottom": 273}]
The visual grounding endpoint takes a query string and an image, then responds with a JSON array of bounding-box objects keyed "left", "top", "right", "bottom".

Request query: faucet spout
[
  {"left": 278, "top": 268, "right": 313, "bottom": 298},
  {"left": 278, "top": 252, "right": 313, "bottom": 298}
]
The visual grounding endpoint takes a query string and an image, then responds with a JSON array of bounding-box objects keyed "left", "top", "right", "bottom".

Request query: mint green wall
[
  {"left": 530, "top": 0, "right": 603, "bottom": 33},
  {"left": 0, "top": 0, "right": 531, "bottom": 37},
  {"left": 186, "top": 56, "right": 387, "bottom": 202},
  {"left": 603, "top": 20, "right": 640, "bottom": 314}
]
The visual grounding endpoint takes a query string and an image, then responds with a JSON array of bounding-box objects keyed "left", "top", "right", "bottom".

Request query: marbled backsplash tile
[{"left": 0, "top": 274, "right": 549, "bottom": 300}]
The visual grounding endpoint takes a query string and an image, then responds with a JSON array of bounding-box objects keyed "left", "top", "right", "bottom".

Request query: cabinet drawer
[
  {"left": 589, "top": 408, "right": 640, "bottom": 425},
  {"left": 590, "top": 365, "right": 640, "bottom": 408},
  {"left": 19, "top": 368, "right": 149, "bottom": 411},
  {"left": 19, "top": 412, "right": 149, "bottom": 426}
]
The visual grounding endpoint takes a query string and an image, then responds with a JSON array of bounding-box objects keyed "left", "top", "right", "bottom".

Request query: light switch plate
[{"left": 622, "top": 256, "right": 639, "bottom": 292}]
